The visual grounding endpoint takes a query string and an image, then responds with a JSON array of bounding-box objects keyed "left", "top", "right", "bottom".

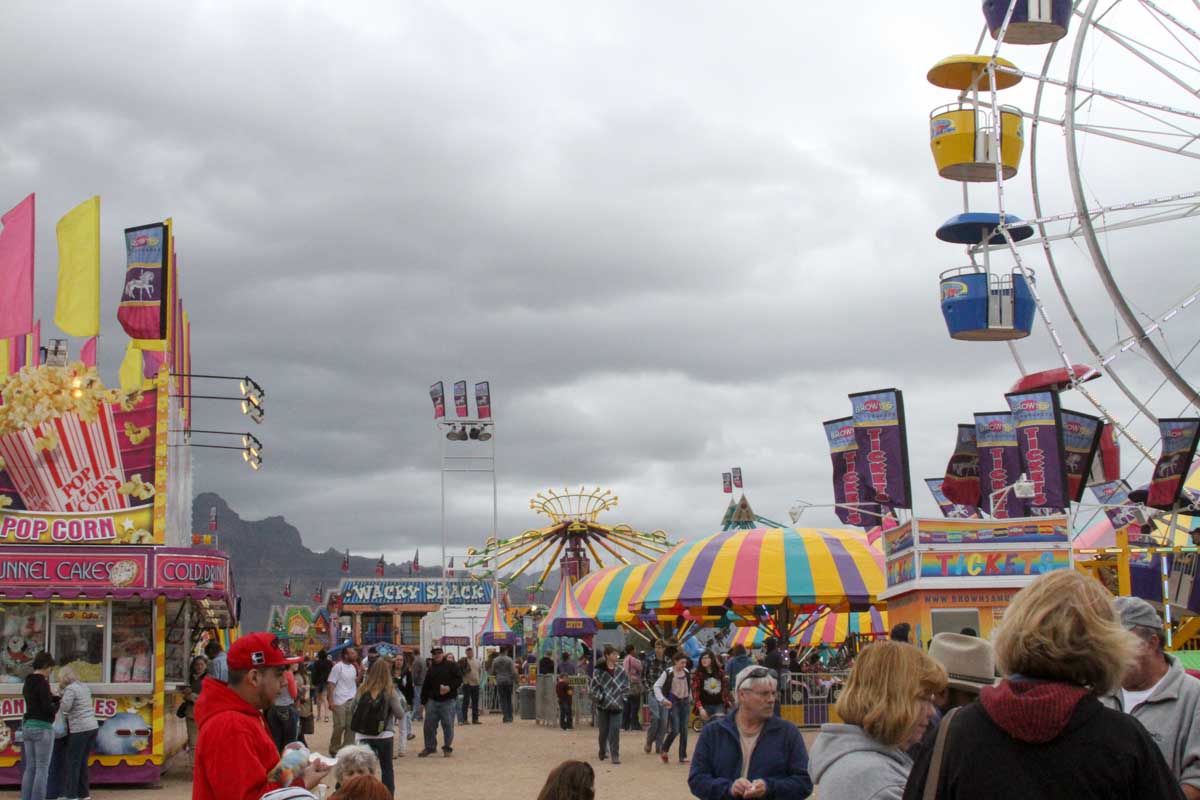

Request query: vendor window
[
  {"left": 50, "top": 602, "right": 107, "bottom": 683},
  {"left": 931, "top": 608, "right": 981, "bottom": 640},
  {"left": 399, "top": 614, "right": 421, "bottom": 646},
  {"left": 0, "top": 603, "right": 48, "bottom": 682},
  {"left": 111, "top": 601, "right": 154, "bottom": 683}
]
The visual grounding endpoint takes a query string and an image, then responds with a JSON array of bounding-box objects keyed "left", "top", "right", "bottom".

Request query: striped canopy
[
  {"left": 537, "top": 577, "right": 598, "bottom": 639},
  {"left": 628, "top": 527, "right": 885, "bottom": 613},
  {"left": 575, "top": 563, "right": 658, "bottom": 626},
  {"left": 478, "top": 595, "right": 520, "bottom": 646},
  {"left": 728, "top": 607, "right": 887, "bottom": 649}
]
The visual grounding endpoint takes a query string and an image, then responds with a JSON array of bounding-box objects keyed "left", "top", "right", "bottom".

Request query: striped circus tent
[
  {"left": 575, "top": 562, "right": 654, "bottom": 626},
  {"left": 477, "top": 594, "right": 520, "bottom": 646},
  {"left": 537, "top": 577, "right": 598, "bottom": 639},
  {"left": 728, "top": 606, "right": 887, "bottom": 649},
  {"left": 628, "top": 527, "right": 885, "bottom": 615}
]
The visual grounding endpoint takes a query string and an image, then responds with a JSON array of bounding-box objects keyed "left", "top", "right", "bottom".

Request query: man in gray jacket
[
  {"left": 1103, "top": 596, "right": 1200, "bottom": 799},
  {"left": 490, "top": 647, "right": 517, "bottom": 723}
]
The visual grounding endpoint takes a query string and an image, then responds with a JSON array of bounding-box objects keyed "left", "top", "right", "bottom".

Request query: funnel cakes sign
[{"left": 0, "top": 552, "right": 149, "bottom": 588}]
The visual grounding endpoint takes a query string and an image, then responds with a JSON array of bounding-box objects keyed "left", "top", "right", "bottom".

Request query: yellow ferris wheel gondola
[{"left": 927, "top": 55, "right": 1025, "bottom": 183}]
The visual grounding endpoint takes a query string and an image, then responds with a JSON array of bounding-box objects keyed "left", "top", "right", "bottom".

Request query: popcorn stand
[{"left": 0, "top": 215, "right": 239, "bottom": 785}]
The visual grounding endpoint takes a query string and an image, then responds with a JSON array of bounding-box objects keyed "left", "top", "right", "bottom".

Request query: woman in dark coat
[{"left": 903, "top": 570, "right": 1183, "bottom": 800}]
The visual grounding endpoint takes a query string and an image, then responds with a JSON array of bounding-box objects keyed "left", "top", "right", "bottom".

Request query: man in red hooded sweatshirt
[{"left": 193, "top": 633, "right": 331, "bottom": 800}]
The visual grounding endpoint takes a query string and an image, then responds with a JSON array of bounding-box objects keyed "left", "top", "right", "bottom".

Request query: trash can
[{"left": 519, "top": 685, "right": 537, "bottom": 720}]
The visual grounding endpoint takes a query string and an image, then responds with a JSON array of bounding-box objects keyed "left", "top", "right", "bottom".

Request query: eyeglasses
[{"left": 736, "top": 667, "right": 776, "bottom": 694}]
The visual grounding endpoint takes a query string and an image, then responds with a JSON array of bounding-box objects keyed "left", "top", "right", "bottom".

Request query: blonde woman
[
  {"left": 810, "top": 641, "right": 945, "bottom": 800},
  {"left": 57, "top": 664, "right": 99, "bottom": 800},
  {"left": 903, "top": 570, "right": 1181, "bottom": 799},
  {"left": 349, "top": 659, "right": 407, "bottom": 795}
]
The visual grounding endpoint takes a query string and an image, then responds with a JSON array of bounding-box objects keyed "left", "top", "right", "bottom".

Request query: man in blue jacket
[{"left": 689, "top": 666, "right": 812, "bottom": 800}]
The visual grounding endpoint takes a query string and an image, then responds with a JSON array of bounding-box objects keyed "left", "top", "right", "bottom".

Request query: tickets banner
[
  {"left": 1147, "top": 418, "right": 1200, "bottom": 510},
  {"left": 925, "top": 478, "right": 981, "bottom": 519},
  {"left": 849, "top": 389, "right": 912, "bottom": 509},
  {"left": 919, "top": 549, "right": 1070, "bottom": 579},
  {"left": 1006, "top": 390, "right": 1069, "bottom": 515},
  {"left": 974, "top": 412, "right": 1030, "bottom": 518},
  {"left": 117, "top": 223, "right": 169, "bottom": 340},
  {"left": 1061, "top": 410, "right": 1102, "bottom": 503},
  {"left": 732, "top": 467, "right": 743, "bottom": 489},
  {"left": 824, "top": 417, "right": 882, "bottom": 529},
  {"left": 722, "top": 472, "right": 732, "bottom": 494},
  {"left": 942, "top": 424, "right": 981, "bottom": 506}
]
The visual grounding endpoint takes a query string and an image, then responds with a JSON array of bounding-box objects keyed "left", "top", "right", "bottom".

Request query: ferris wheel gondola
[{"left": 928, "top": 0, "right": 1200, "bottom": 477}]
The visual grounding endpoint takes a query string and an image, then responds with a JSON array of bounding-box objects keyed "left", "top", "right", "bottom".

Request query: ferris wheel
[{"left": 929, "top": 0, "right": 1200, "bottom": 476}]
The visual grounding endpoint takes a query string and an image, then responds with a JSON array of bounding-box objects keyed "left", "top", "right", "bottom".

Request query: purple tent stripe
[
  {"left": 677, "top": 530, "right": 741, "bottom": 605},
  {"left": 821, "top": 533, "right": 870, "bottom": 608}
]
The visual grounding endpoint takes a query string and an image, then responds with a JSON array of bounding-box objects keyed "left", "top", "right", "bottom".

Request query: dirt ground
[{"left": 78, "top": 712, "right": 822, "bottom": 799}]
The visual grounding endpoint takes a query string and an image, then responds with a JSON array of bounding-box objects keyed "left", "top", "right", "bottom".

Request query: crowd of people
[{"left": 15, "top": 568, "right": 1200, "bottom": 800}]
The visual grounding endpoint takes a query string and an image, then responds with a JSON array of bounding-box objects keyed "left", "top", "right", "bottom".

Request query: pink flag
[
  {"left": 80, "top": 336, "right": 98, "bottom": 367},
  {"left": 0, "top": 194, "right": 35, "bottom": 339}
]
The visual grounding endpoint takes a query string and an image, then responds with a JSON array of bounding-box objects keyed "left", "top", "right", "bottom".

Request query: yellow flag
[
  {"left": 118, "top": 341, "right": 144, "bottom": 394},
  {"left": 54, "top": 196, "right": 101, "bottom": 337},
  {"left": 0, "top": 340, "right": 8, "bottom": 380}
]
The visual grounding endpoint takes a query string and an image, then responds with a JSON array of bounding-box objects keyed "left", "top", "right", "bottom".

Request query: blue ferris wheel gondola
[
  {"left": 983, "top": 0, "right": 1071, "bottom": 46},
  {"left": 936, "top": 212, "right": 1035, "bottom": 245}
]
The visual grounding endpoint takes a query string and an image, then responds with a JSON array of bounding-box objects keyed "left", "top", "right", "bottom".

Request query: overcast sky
[{"left": 2, "top": 2, "right": 1196, "bottom": 572}]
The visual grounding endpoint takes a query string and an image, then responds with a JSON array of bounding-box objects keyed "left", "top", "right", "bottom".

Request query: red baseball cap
[{"left": 227, "top": 632, "right": 303, "bottom": 670}]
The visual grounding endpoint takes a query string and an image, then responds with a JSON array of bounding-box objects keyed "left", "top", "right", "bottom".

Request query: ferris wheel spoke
[
  {"left": 1138, "top": 0, "right": 1200, "bottom": 49},
  {"left": 996, "top": 64, "right": 1200, "bottom": 121},
  {"left": 1099, "top": 285, "right": 1200, "bottom": 367},
  {"left": 1090, "top": 17, "right": 1200, "bottom": 92}
]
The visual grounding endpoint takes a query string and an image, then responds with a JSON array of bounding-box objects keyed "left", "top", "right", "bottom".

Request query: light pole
[{"left": 432, "top": 381, "right": 497, "bottom": 616}]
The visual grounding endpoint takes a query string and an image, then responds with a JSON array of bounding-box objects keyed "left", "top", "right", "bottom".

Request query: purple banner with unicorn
[
  {"left": 1061, "top": 409, "right": 1102, "bottom": 503},
  {"left": 1147, "top": 418, "right": 1200, "bottom": 510},
  {"left": 118, "top": 223, "right": 169, "bottom": 340},
  {"left": 925, "top": 478, "right": 981, "bottom": 519}
]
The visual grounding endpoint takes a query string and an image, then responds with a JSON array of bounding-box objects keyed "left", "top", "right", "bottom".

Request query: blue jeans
[
  {"left": 422, "top": 699, "right": 456, "bottom": 752},
  {"left": 20, "top": 725, "right": 53, "bottom": 800},
  {"left": 459, "top": 685, "right": 480, "bottom": 722},
  {"left": 44, "top": 736, "right": 67, "bottom": 800},
  {"left": 645, "top": 693, "right": 667, "bottom": 753},
  {"left": 412, "top": 684, "right": 424, "bottom": 720},
  {"left": 595, "top": 707, "right": 621, "bottom": 761},
  {"left": 63, "top": 729, "right": 98, "bottom": 799},
  {"left": 661, "top": 701, "right": 690, "bottom": 759},
  {"left": 496, "top": 683, "right": 513, "bottom": 722}
]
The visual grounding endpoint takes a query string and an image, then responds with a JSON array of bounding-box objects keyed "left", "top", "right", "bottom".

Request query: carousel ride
[
  {"left": 464, "top": 486, "right": 674, "bottom": 591},
  {"left": 929, "top": 1, "right": 1200, "bottom": 638}
]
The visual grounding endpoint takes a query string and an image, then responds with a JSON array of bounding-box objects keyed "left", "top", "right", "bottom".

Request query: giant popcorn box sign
[{"left": 0, "top": 404, "right": 130, "bottom": 514}]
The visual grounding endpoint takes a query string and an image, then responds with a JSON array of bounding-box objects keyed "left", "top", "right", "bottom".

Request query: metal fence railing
[{"left": 780, "top": 670, "right": 849, "bottom": 728}]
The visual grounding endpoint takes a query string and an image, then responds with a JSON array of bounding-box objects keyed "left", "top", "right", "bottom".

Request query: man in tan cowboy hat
[{"left": 907, "top": 632, "right": 996, "bottom": 761}]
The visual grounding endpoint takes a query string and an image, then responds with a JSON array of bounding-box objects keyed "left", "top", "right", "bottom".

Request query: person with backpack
[
  {"left": 655, "top": 651, "right": 694, "bottom": 764},
  {"left": 350, "top": 659, "right": 407, "bottom": 795}
]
